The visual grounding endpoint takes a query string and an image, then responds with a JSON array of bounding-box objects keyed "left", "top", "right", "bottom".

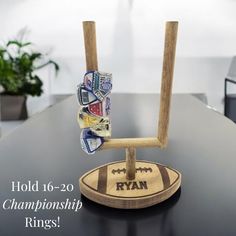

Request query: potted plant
[{"left": 0, "top": 31, "right": 59, "bottom": 120}]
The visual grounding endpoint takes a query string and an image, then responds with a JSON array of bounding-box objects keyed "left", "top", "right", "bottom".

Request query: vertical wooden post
[
  {"left": 83, "top": 21, "right": 98, "bottom": 71},
  {"left": 126, "top": 147, "right": 136, "bottom": 180},
  {"left": 158, "top": 21, "right": 178, "bottom": 146}
]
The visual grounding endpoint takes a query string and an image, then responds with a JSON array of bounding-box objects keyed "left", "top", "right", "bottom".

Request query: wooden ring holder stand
[{"left": 79, "top": 21, "right": 181, "bottom": 209}]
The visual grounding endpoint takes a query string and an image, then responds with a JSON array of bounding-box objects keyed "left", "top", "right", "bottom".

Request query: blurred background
[{"left": 1, "top": 0, "right": 236, "bottom": 134}]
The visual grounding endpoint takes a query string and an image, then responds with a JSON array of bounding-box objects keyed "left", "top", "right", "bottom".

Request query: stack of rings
[{"left": 77, "top": 71, "right": 112, "bottom": 154}]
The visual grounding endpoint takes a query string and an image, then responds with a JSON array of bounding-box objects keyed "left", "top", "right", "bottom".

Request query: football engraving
[{"left": 79, "top": 160, "right": 181, "bottom": 208}]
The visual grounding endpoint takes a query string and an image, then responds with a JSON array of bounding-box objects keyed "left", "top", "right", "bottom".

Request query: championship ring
[
  {"left": 90, "top": 118, "right": 111, "bottom": 137},
  {"left": 88, "top": 96, "right": 111, "bottom": 117},
  {"left": 77, "top": 83, "right": 98, "bottom": 106},
  {"left": 77, "top": 107, "right": 110, "bottom": 129},
  {"left": 80, "top": 128, "right": 104, "bottom": 154},
  {"left": 84, "top": 71, "right": 112, "bottom": 101}
]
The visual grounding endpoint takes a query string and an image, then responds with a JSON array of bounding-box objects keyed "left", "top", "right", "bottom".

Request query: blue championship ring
[
  {"left": 84, "top": 71, "right": 112, "bottom": 101},
  {"left": 77, "top": 83, "right": 98, "bottom": 106},
  {"left": 80, "top": 128, "right": 104, "bottom": 154}
]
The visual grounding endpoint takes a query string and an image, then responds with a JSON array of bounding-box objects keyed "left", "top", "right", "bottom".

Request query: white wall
[{"left": 1, "top": 0, "right": 236, "bottom": 112}]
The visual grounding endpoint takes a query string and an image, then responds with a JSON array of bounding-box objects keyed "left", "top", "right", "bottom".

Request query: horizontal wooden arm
[{"left": 101, "top": 137, "right": 164, "bottom": 149}]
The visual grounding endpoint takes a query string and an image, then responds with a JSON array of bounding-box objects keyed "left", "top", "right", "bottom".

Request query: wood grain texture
[
  {"left": 79, "top": 160, "right": 181, "bottom": 209},
  {"left": 83, "top": 21, "right": 98, "bottom": 71},
  {"left": 97, "top": 165, "right": 107, "bottom": 193},
  {"left": 158, "top": 21, "right": 178, "bottom": 146},
  {"left": 126, "top": 147, "right": 136, "bottom": 180},
  {"left": 101, "top": 137, "right": 163, "bottom": 149}
]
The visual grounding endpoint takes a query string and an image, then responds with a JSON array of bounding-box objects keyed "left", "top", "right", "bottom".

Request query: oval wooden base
[{"left": 79, "top": 160, "right": 181, "bottom": 209}]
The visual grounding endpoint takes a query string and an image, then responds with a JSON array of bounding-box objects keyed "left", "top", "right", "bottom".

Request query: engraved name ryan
[{"left": 116, "top": 181, "right": 148, "bottom": 191}]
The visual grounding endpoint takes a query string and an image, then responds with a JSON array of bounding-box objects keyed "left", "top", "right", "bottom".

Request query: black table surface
[{"left": 1, "top": 94, "right": 236, "bottom": 236}]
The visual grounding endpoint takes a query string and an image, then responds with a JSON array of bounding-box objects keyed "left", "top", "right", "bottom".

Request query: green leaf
[
  {"left": 30, "top": 53, "right": 42, "bottom": 61},
  {"left": 35, "top": 60, "right": 60, "bottom": 75},
  {"left": 0, "top": 48, "right": 7, "bottom": 54},
  {"left": 0, "top": 31, "right": 59, "bottom": 96},
  {"left": 20, "top": 75, "right": 43, "bottom": 96},
  {"left": 7, "top": 40, "right": 22, "bottom": 48},
  {"left": 22, "top": 42, "right": 32, "bottom": 47},
  {"left": 7, "top": 40, "right": 32, "bottom": 48},
  {"left": 49, "top": 60, "right": 60, "bottom": 73}
]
